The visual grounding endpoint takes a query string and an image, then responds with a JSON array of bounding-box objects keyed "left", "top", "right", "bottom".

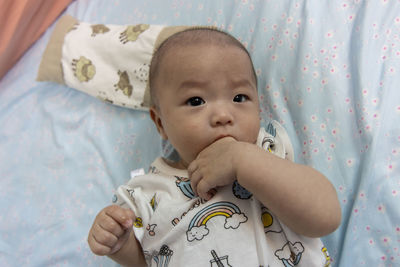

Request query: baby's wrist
[
  {"left": 231, "top": 141, "right": 250, "bottom": 172},
  {"left": 233, "top": 142, "right": 260, "bottom": 184}
]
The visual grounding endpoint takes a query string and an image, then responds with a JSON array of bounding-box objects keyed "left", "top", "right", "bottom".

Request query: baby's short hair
[{"left": 149, "top": 27, "right": 257, "bottom": 107}]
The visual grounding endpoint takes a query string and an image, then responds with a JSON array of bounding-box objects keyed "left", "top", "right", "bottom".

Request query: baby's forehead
[
  {"left": 149, "top": 28, "right": 257, "bottom": 105},
  {"left": 162, "top": 42, "right": 243, "bottom": 62},
  {"left": 160, "top": 29, "right": 242, "bottom": 55},
  {"left": 154, "top": 31, "right": 249, "bottom": 78},
  {"left": 157, "top": 33, "right": 253, "bottom": 72}
]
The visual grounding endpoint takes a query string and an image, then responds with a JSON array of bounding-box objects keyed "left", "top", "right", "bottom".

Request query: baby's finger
[
  {"left": 88, "top": 234, "right": 112, "bottom": 256},
  {"left": 189, "top": 170, "right": 203, "bottom": 197},
  {"left": 105, "top": 205, "right": 134, "bottom": 229},
  {"left": 187, "top": 161, "right": 198, "bottom": 177},
  {"left": 197, "top": 179, "right": 215, "bottom": 200},
  {"left": 92, "top": 222, "right": 118, "bottom": 247},
  {"left": 98, "top": 214, "right": 125, "bottom": 237}
]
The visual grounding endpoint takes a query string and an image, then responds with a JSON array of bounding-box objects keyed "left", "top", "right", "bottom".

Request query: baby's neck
[{"left": 162, "top": 158, "right": 187, "bottom": 170}]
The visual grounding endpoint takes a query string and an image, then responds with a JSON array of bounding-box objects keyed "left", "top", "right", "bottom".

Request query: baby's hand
[
  {"left": 88, "top": 205, "right": 135, "bottom": 256},
  {"left": 188, "top": 137, "right": 238, "bottom": 200}
]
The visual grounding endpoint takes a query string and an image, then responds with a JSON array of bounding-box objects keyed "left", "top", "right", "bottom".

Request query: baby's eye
[
  {"left": 186, "top": 97, "right": 205, "bottom": 106},
  {"left": 233, "top": 94, "right": 249, "bottom": 103}
]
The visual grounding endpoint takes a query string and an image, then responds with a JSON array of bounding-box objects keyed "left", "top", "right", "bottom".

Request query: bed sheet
[{"left": 1, "top": 0, "right": 399, "bottom": 266}]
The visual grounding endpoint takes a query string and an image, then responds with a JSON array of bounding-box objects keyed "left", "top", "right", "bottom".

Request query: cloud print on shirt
[
  {"left": 224, "top": 213, "right": 248, "bottom": 229},
  {"left": 186, "top": 225, "right": 209, "bottom": 241}
]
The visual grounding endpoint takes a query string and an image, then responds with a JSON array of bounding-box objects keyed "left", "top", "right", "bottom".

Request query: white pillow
[{"left": 37, "top": 15, "right": 193, "bottom": 110}]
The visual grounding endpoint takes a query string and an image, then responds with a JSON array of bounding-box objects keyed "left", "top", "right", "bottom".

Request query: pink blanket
[{"left": 0, "top": 0, "right": 73, "bottom": 80}]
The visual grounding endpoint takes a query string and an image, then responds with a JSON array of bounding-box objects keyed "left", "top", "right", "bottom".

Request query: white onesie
[{"left": 113, "top": 121, "right": 332, "bottom": 266}]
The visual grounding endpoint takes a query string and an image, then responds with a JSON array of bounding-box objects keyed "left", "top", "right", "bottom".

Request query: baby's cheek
[
  {"left": 173, "top": 137, "right": 202, "bottom": 163},
  {"left": 244, "top": 122, "right": 260, "bottom": 143}
]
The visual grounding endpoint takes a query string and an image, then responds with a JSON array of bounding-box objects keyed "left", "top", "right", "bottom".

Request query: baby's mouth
[{"left": 213, "top": 134, "right": 235, "bottom": 143}]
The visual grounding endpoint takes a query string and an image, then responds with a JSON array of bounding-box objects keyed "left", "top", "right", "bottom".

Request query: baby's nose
[{"left": 211, "top": 109, "right": 233, "bottom": 126}]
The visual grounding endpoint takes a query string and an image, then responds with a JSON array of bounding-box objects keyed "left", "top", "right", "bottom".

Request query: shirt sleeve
[
  {"left": 113, "top": 182, "right": 154, "bottom": 243},
  {"left": 258, "top": 120, "right": 295, "bottom": 161}
]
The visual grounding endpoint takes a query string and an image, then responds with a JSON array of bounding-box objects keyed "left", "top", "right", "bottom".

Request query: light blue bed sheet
[{"left": 1, "top": 0, "right": 399, "bottom": 266}]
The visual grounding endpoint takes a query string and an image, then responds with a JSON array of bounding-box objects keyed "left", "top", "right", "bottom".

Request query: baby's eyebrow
[
  {"left": 178, "top": 78, "right": 256, "bottom": 92},
  {"left": 178, "top": 80, "right": 209, "bottom": 91},
  {"left": 231, "top": 79, "right": 257, "bottom": 90}
]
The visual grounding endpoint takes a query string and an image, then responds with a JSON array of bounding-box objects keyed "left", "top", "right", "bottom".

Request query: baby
[{"left": 88, "top": 28, "right": 341, "bottom": 266}]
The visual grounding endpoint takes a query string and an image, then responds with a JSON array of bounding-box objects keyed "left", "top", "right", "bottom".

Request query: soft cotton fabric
[{"left": 113, "top": 124, "right": 330, "bottom": 266}]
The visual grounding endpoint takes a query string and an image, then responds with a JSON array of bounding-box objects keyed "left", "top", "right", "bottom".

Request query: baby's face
[{"left": 150, "top": 44, "right": 260, "bottom": 168}]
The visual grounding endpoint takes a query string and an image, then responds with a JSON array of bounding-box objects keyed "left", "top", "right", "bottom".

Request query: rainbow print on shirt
[{"left": 186, "top": 201, "right": 248, "bottom": 242}]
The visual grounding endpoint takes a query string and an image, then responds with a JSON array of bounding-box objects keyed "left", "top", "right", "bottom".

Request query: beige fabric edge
[
  {"left": 142, "top": 25, "right": 217, "bottom": 108},
  {"left": 36, "top": 15, "right": 78, "bottom": 83}
]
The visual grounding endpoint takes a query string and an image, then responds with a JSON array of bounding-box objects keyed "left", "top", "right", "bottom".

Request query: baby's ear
[{"left": 149, "top": 106, "right": 168, "bottom": 140}]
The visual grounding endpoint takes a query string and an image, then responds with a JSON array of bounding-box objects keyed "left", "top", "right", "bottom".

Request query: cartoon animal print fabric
[
  {"left": 119, "top": 24, "right": 150, "bottom": 44},
  {"left": 114, "top": 70, "right": 133, "bottom": 97},
  {"left": 113, "top": 123, "right": 330, "bottom": 266},
  {"left": 90, "top": 24, "right": 110, "bottom": 37},
  {"left": 71, "top": 56, "right": 96, "bottom": 82},
  {"left": 56, "top": 16, "right": 167, "bottom": 110}
]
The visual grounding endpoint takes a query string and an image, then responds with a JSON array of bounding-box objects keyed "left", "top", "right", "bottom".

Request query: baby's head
[
  {"left": 149, "top": 28, "right": 261, "bottom": 168},
  {"left": 149, "top": 28, "right": 258, "bottom": 107}
]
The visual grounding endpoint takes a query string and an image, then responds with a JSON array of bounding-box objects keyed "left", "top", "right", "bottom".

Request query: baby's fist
[{"left": 88, "top": 205, "right": 135, "bottom": 255}]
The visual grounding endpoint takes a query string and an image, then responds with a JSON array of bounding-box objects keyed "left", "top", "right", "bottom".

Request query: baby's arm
[
  {"left": 88, "top": 205, "right": 146, "bottom": 266},
  {"left": 189, "top": 137, "right": 341, "bottom": 238}
]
